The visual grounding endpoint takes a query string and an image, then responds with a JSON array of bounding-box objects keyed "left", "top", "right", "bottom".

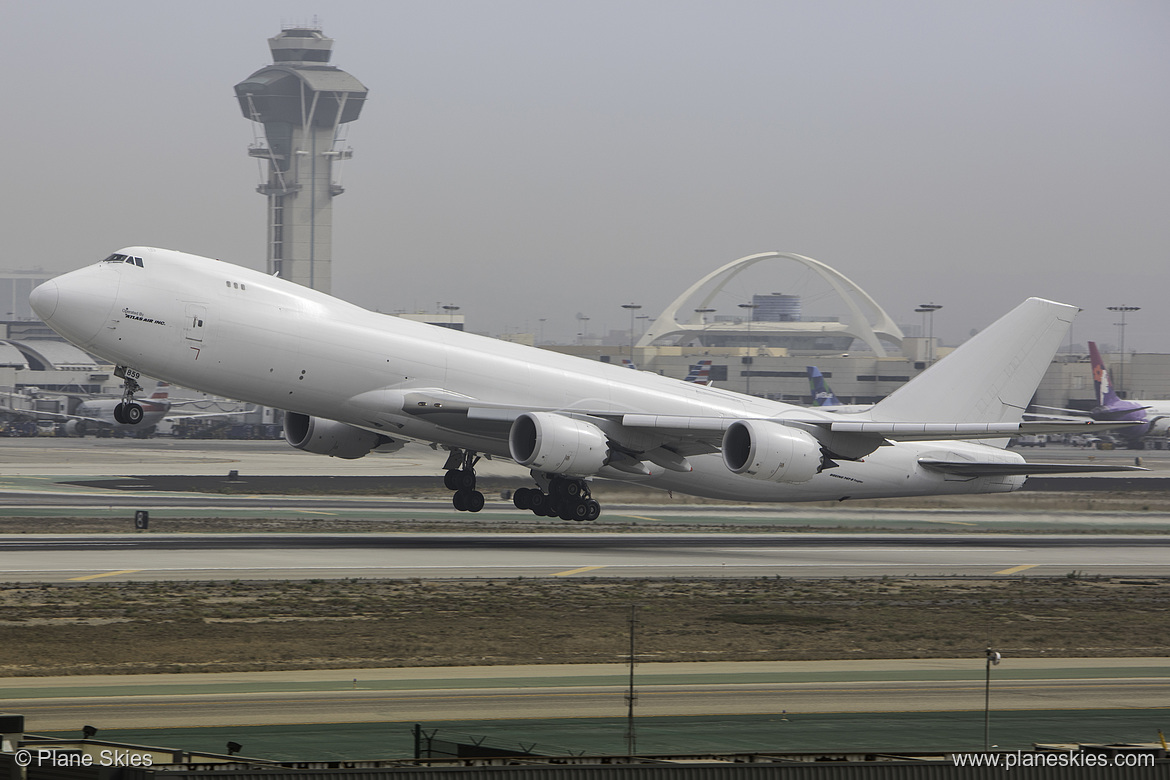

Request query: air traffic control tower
[{"left": 235, "top": 27, "right": 367, "bottom": 294}]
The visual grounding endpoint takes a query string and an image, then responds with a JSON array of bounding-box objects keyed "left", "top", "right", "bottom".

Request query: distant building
[
  {"left": 395, "top": 313, "right": 465, "bottom": 331},
  {"left": 639, "top": 252, "right": 903, "bottom": 356},
  {"left": 0, "top": 271, "right": 52, "bottom": 321}
]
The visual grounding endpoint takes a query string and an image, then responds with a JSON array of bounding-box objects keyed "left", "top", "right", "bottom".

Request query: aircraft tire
[
  {"left": 113, "top": 403, "right": 126, "bottom": 424},
  {"left": 443, "top": 470, "right": 460, "bottom": 490},
  {"left": 452, "top": 489, "right": 469, "bottom": 512},
  {"left": 563, "top": 480, "right": 583, "bottom": 499},
  {"left": 458, "top": 471, "right": 476, "bottom": 491},
  {"left": 467, "top": 490, "right": 485, "bottom": 513},
  {"left": 528, "top": 490, "right": 547, "bottom": 513},
  {"left": 513, "top": 488, "right": 532, "bottom": 510},
  {"left": 570, "top": 501, "right": 590, "bottom": 521},
  {"left": 124, "top": 403, "right": 144, "bottom": 425},
  {"left": 584, "top": 499, "right": 601, "bottom": 521}
]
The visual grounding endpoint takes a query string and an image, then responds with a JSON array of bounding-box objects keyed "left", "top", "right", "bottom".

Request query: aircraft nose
[
  {"left": 32, "top": 266, "right": 120, "bottom": 345},
  {"left": 29, "top": 279, "right": 59, "bottom": 321}
]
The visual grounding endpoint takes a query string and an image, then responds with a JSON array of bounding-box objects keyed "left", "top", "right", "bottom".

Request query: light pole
[
  {"left": 441, "top": 304, "right": 459, "bottom": 330},
  {"left": 915, "top": 303, "right": 943, "bottom": 364},
  {"left": 984, "top": 647, "right": 1001, "bottom": 751},
  {"left": 738, "top": 303, "right": 758, "bottom": 396},
  {"left": 1107, "top": 305, "right": 1140, "bottom": 397},
  {"left": 625, "top": 604, "right": 638, "bottom": 757},
  {"left": 621, "top": 303, "right": 642, "bottom": 364}
]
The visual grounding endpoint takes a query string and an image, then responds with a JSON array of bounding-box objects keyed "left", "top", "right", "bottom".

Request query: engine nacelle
[
  {"left": 722, "top": 419, "right": 822, "bottom": 483},
  {"left": 508, "top": 412, "right": 609, "bottom": 475},
  {"left": 1147, "top": 416, "right": 1170, "bottom": 438},
  {"left": 283, "top": 412, "right": 396, "bottom": 459}
]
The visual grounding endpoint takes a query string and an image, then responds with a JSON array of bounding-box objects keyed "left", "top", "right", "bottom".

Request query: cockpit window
[{"left": 101, "top": 253, "right": 143, "bottom": 267}]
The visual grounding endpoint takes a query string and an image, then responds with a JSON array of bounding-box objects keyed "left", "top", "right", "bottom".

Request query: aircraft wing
[
  {"left": 618, "top": 415, "right": 1142, "bottom": 441},
  {"left": 391, "top": 389, "right": 1143, "bottom": 467},
  {"left": 164, "top": 408, "right": 256, "bottom": 422},
  {"left": 18, "top": 409, "right": 111, "bottom": 426},
  {"left": 918, "top": 459, "right": 1146, "bottom": 476}
]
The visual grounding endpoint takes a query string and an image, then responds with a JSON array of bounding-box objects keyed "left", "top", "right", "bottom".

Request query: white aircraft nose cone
[
  {"left": 32, "top": 266, "right": 120, "bottom": 345},
  {"left": 29, "top": 279, "right": 59, "bottom": 321}
]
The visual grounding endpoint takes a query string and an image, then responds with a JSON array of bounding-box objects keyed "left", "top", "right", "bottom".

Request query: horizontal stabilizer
[{"left": 918, "top": 459, "right": 1147, "bottom": 477}]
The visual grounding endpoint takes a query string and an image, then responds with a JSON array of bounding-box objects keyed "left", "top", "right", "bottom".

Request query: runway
[
  {"left": 7, "top": 659, "right": 1169, "bottom": 731},
  {"left": 3, "top": 532, "right": 1169, "bottom": 581}
]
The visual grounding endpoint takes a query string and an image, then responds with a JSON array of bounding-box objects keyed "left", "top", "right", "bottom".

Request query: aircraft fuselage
[{"left": 31, "top": 247, "right": 1026, "bottom": 503}]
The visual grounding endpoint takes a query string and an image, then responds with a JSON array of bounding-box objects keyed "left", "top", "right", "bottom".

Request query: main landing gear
[
  {"left": 113, "top": 366, "right": 144, "bottom": 425},
  {"left": 443, "top": 449, "right": 485, "bottom": 513},
  {"left": 439, "top": 449, "right": 602, "bottom": 521},
  {"left": 513, "top": 476, "right": 601, "bottom": 522}
]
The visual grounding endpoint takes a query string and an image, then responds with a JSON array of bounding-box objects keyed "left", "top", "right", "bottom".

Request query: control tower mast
[{"left": 235, "top": 27, "right": 367, "bottom": 294}]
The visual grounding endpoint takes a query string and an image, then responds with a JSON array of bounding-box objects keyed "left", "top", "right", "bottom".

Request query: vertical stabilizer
[
  {"left": 870, "top": 297, "right": 1077, "bottom": 424},
  {"left": 807, "top": 366, "right": 841, "bottom": 407},
  {"left": 1088, "top": 341, "right": 1124, "bottom": 407}
]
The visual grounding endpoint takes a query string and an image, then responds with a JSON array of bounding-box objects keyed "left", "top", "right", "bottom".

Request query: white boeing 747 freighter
[{"left": 30, "top": 247, "right": 1139, "bottom": 520}]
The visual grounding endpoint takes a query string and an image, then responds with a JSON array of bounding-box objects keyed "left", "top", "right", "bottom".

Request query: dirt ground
[{"left": 1, "top": 576, "right": 1166, "bottom": 677}]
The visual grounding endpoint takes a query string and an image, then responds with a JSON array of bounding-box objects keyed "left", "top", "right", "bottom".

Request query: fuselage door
[{"left": 184, "top": 304, "right": 207, "bottom": 343}]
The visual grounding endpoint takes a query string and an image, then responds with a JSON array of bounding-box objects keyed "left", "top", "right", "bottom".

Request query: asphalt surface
[
  {"left": 9, "top": 659, "right": 1169, "bottom": 732},
  {"left": 3, "top": 438, "right": 1168, "bottom": 757},
  {"left": 4, "top": 531, "right": 1170, "bottom": 581}
]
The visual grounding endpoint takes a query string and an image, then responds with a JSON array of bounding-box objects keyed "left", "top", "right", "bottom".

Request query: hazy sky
[{"left": 7, "top": 1, "right": 1168, "bottom": 350}]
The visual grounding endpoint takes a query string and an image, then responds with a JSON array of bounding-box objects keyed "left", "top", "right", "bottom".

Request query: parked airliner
[
  {"left": 12, "top": 381, "right": 250, "bottom": 436},
  {"left": 30, "top": 247, "right": 1138, "bottom": 520}
]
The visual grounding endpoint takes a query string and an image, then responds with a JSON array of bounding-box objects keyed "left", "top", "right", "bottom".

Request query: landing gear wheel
[
  {"left": 583, "top": 499, "right": 601, "bottom": 521},
  {"left": 442, "top": 450, "right": 483, "bottom": 510},
  {"left": 563, "top": 481, "right": 583, "bottom": 499},
  {"left": 123, "top": 403, "right": 144, "bottom": 425},
  {"left": 528, "top": 491, "right": 547, "bottom": 514},
  {"left": 114, "top": 366, "right": 144, "bottom": 425},
  {"left": 513, "top": 488, "right": 533, "bottom": 510},
  {"left": 570, "top": 501, "right": 590, "bottom": 522}
]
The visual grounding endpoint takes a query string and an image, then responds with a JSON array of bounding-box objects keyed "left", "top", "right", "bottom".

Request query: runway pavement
[
  {"left": 4, "top": 440, "right": 1167, "bottom": 755},
  {"left": 3, "top": 531, "right": 1170, "bottom": 581},
  {"left": 8, "top": 658, "right": 1169, "bottom": 732}
]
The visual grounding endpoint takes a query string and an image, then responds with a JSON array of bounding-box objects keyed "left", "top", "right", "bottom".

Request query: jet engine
[
  {"left": 721, "top": 419, "right": 822, "bottom": 483},
  {"left": 283, "top": 412, "right": 400, "bottom": 459},
  {"left": 1147, "top": 416, "right": 1170, "bottom": 438},
  {"left": 508, "top": 412, "right": 609, "bottom": 475}
]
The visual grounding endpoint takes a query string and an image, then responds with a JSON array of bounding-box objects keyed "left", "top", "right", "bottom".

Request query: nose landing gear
[{"left": 113, "top": 366, "right": 144, "bottom": 425}]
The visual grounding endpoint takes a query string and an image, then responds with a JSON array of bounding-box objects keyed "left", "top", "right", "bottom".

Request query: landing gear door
[{"left": 184, "top": 304, "right": 207, "bottom": 343}]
